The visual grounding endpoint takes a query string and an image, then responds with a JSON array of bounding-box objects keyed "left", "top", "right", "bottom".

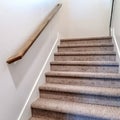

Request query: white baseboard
[
  {"left": 111, "top": 28, "right": 120, "bottom": 72},
  {"left": 17, "top": 33, "right": 60, "bottom": 120}
]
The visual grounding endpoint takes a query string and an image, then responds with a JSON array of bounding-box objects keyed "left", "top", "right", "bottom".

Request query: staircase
[{"left": 30, "top": 36, "right": 120, "bottom": 120}]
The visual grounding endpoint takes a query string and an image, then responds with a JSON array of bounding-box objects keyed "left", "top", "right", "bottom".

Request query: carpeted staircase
[{"left": 30, "top": 36, "right": 120, "bottom": 120}]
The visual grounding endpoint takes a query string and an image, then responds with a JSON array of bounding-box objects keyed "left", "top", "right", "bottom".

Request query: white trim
[
  {"left": 111, "top": 28, "right": 120, "bottom": 60},
  {"left": 17, "top": 33, "right": 60, "bottom": 120}
]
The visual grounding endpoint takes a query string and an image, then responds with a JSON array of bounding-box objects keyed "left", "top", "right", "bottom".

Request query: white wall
[
  {"left": 0, "top": 0, "right": 112, "bottom": 120},
  {"left": 59, "top": 0, "right": 112, "bottom": 38},
  {"left": 112, "top": 0, "right": 120, "bottom": 34},
  {"left": 111, "top": 0, "right": 120, "bottom": 71},
  {"left": 0, "top": 0, "right": 59, "bottom": 120}
]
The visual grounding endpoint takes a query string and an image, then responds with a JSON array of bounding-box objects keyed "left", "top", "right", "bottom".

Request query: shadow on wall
[
  {"left": 7, "top": 33, "right": 46, "bottom": 88},
  {"left": 7, "top": 14, "right": 59, "bottom": 88}
]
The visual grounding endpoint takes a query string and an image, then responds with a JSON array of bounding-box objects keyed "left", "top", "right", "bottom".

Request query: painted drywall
[
  {"left": 0, "top": 0, "right": 112, "bottom": 120},
  {"left": 111, "top": 0, "right": 120, "bottom": 60},
  {"left": 0, "top": 0, "right": 59, "bottom": 120},
  {"left": 59, "top": 0, "right": 112, "bottom": 38},
  {"left": 19, "top": 27, "right": 60, "bottom": 120},
  {"left": 111, "top": 0, "right": 120, "bottom": 72}
]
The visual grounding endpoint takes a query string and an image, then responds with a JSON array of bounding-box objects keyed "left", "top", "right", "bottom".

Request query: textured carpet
[{"left": 30, "top": 37, "right": 120, "bottom": 120}]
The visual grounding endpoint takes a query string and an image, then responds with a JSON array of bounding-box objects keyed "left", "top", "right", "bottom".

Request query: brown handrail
[{"left": 7, "top": 4, "right": 62, "bottom": 64}]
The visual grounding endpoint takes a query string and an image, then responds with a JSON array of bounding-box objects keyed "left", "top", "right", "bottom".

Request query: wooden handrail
[{"left": 7, "top": 4, "right": 62, "bottom": 64}]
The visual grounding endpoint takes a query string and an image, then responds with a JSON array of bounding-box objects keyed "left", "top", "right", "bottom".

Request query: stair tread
[
  {"left": 30, "top": 117, "right": 57, "bottom": 120},
  {"left": 55, "top": 51, "right": 116, "bottom": 55},
  {"left": 31, "top": 98, "right": 120, "bottom": 119},
  {"left": 58, "top": 43, "right": 113, "bottom": 48},
  {"left": 61, "top": 36, "right": 112, "bottom": 41},
  {"left": 40, "top": 83, "right": 120, "bottom": 97},
  {"left": 30, "top": 117, "right": 55, "bottom": 120},
  {"left": 30, "top": 118, "right": 41, "bottom": 120},
  {"left": 46, "top": 71, "right": 120, "bottom": 79},
  {"left": 51, "top": 61, "right": 119, "bottom": 66}
]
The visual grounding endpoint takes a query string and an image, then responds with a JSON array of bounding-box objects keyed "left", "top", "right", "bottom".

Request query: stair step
[
  {"left": 54, "top": 51, "right": 116, "bottom": 61},
  {"left": 40, "top": 84, "right": 120, "bottom": 107},
  {"left": 30, "top": 116, "right": 104, "bottom": 120},
  {"left": 31, "top": 98, "right": 120, "bottom": 120},
  {"left": 30, "top": 117, "right": 58, "bottom": 120},
  {"left": 30, "top": 117, "right": 59, "bottom": 120},
  {"left": 30, "top": 118, "right": 42, "bottom": 120},
  {"left": 60, "top": 37, "right": 112, "bottom": 45},
  {"left": 46, "top": 71, "right": 120, "bottom": 88},
  {"left": 58, "top": 43, "right": 114, "bottom": 52},
  {"left": 50, "top": 61, "right": 119, "bottom": 73}
]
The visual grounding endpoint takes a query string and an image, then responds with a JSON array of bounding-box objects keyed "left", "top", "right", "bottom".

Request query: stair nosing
[
  {"left": 46, "top": 71, "right": 120, "bottom": 79},
  {"left": 50, "top": 61, "right": 119, "bottom": 66},
  {"left": 31, "top": 98, "right": 120, "bottom": 120},
  {"left": 58, "top": 43, "right": 114, "bottom": 48},
  {"left": 54, "top": 51, "right": 116, "bottom": 56},
  {"left": 39, "top": 84, "right": 120, "bottom": 97},
  {"left": 60, "top": 36, "right": 112, "bottom": 42},
  {"left": 30, "top": 117, "right": 53, "bottom": 120}
]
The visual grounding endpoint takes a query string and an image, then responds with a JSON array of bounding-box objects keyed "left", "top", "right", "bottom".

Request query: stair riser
[
  {"left": 54, "top": 55, "right": 116, "bottom": 61},
  {"left": 40, "top": 90, "right": 120, "bottom": 107},
  {"left": 46, "top": 76, "right": 120, "bottom": 88},
  {"left": 58, "top": 46, "right": 114, "bottom": 52},
  {"left": 60, "top": 40, "right": 112, "bottom": 46},
  {"left": 32, "top": 108, "right": 105, "bottom": 120},
  {"left": 51, "top": 65, "right": 118, "bottom": 73}
]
